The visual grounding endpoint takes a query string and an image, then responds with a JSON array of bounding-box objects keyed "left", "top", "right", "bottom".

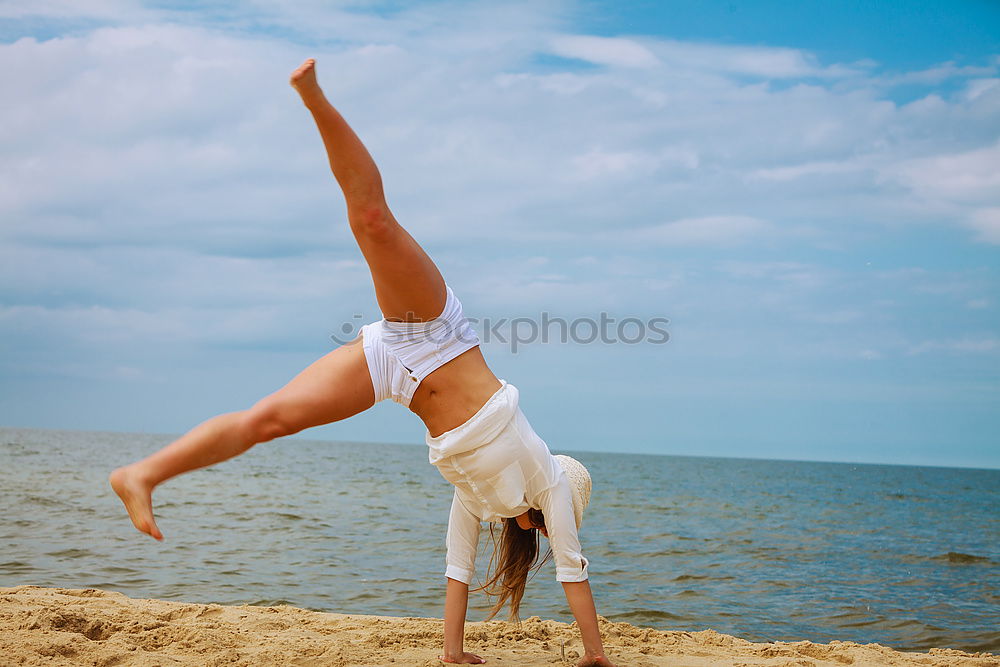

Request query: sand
[{"left": 0, "top": 586, "right": 995, "bottom": 667}]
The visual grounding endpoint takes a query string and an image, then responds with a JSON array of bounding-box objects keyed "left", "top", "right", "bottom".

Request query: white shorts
[{"left": 360, "top": 284, "right": 480, "bottom": 407}]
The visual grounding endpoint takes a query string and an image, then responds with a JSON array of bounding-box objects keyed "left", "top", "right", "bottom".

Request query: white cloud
[
  {"left": 885, "top": 61, "right": 998, "bottom": 86},
  {"left": 967, "top": 207, "right": 1000, "bottom": 244},
  {"left": 964, "top": 77, "right": 1000, "bottom": 102},
  {"left": 621, "top": 215, "right": 770, "bottom": 246},
  {"left": 809, "top": 309, "right": 864, "bottom": 325},
  {"left": 0, "top": 2, "right": 997, "bottom": 386},
  {"left": 748, "top": 157, "right": 874, "bottom": 182},
  {"left": 908, "top": 337, "right": 1000, "bottom": 355},
  {"left": 879, "top": 142, "right": 1000, "bottom": 243},
  {"left": 715, "top": 260, "right": 824, "bottom": 282},
  {"left": 889, "top": 141, "right": 1000, "bottom": 204},
  {"left": 549, "top": 35, "right": 659, "bottom": 68},
  {"left": 568, "top": 147, "right": 663, "bottom": 180},
  {"left": 648, "top": 39, "right": 851, "bottom": 78},
  {"left": 3, "top": 10, "right": 996, "bottom": 258},
  {"left": 0, "top": 0, "right": 147, "bottom": 20}
]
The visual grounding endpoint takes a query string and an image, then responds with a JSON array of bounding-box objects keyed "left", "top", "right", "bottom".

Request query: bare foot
[
  {"left": 109, "top": 466, "right": 163, "bottom": 541},
  {"left": 576, "top": 655, "right": 616, "bottom": 667},
  {"left": 439, "top": 652, "right": 486, "bottom": 664},
  {"left": 289, "top": 58, "right": 323, "bottom": 103}
]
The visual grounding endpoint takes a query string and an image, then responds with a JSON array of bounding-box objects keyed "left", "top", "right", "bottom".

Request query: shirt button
[{"left": 411, "top": 376, "right": 417, "bottom": 382}]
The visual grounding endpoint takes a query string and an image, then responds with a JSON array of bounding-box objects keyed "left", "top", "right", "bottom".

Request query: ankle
[
  {"left": 441, "top": 646, "right": 464, "bottom": 662},
  {"left": 300, "top": 88, "right": 328, "bottom": 110},
  {"left": 121, "top": 462, "right": 157, "bottom": 488}
]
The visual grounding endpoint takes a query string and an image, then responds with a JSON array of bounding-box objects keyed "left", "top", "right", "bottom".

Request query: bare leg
[
  {"left": 110, "top": 337, "right": 374, "bottom": 540},
  {"left": 290, "top": 59, "right": 447, "bottom": 322},
  {"left": 110, "top": 62, "right": 445, "bottom": 540}
]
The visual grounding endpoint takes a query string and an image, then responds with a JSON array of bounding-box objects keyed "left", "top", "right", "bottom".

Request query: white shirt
[{"left": 427, "top": 381, "right": 590, "bottom": 585}]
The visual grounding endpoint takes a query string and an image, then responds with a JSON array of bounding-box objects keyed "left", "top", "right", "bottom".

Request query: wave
[{"left": 931, "top": 552, "right": 994, "bottom": 565}]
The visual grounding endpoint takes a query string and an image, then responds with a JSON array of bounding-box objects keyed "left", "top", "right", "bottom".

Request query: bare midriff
[{"left": 409, "top": 346, "right": 503, "bottom": 438}]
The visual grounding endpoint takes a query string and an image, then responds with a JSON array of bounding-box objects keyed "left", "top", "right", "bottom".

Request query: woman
[{"left": 110, "top": 59, "right": 616, "bottom": 667}]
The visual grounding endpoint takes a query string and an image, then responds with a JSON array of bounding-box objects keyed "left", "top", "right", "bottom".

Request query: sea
[{"left": 1, "top": 426, "right": 997, "bottom": 653}]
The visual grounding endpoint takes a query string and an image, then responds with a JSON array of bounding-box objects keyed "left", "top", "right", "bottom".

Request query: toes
[
  {"left": 138, "top": 518, "right": 162, "bottom": 541},
  {"left": 292, "top": 59, "right": 315, "bottom": 76},
  {"left": 150, "top": 521, "right": 164, "bottom": 541}
]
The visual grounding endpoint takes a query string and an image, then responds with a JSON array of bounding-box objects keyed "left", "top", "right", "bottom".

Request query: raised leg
[
  {"left": 110, "top": 336, "right": 374, "bottom": 540},
  {"left": 290, "top": 59, "right": 447, "bottom": 322}
]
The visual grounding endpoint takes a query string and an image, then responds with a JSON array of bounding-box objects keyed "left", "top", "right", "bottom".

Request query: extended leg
[
  {"left": 110, "top": 336, "right": 374, "bottom": 540},
  {"left": 290, "top": 59, "right": 447, "bottom": 322}
]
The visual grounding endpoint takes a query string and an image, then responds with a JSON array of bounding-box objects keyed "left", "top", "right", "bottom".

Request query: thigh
[
  {"left": 253, "top": 335, "right": 376, "bottom": 433},
  {"left": 352, "top": 206, "right": 447, "bottom": 322}
]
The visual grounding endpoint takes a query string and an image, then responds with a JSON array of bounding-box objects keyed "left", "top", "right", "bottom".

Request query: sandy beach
[{"left": 1, "top": 586, "right": 995, "bottom": 666}]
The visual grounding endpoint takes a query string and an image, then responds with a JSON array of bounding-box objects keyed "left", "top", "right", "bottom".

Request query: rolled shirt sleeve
[
  {"left": 445, "top": 490, "right": 481, "bottom": 584},
  {"left": 537, "top": 476, "right": 590, "bottom": 582}
]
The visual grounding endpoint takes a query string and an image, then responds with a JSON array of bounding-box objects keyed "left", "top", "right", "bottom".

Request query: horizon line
[{"left": 2, "top": 424, "right": 996, "bottom": 473}]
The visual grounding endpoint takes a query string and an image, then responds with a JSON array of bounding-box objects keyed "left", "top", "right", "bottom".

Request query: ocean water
[{"left": 1, "top": 426, "right": 997, "bottom": 653}]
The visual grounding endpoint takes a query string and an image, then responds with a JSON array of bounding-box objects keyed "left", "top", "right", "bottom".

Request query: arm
[
  {"left": 441, "top": 578, "right": 484, "bottom": 664},
  {"left": 538, "top": 480, "right": 615, "bottom": 666},
  {"left": 440, "top": 492, "right": 485, "bottom": 664},
  {"left": 563, "top": 580, "right": 615, "bottom": 667}
]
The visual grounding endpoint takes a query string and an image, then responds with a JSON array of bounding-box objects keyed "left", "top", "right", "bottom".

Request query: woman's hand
[
  {"left": 439, "top": 651, "right": 486, "bottom": 664},
  {"left": 576, "top": 655, "right": 616, "bottom": 667}
]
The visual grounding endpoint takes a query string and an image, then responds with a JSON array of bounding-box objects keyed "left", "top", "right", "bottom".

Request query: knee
[
  {"left": 242, "top": 400, "right": 300, "bottom": 445},
  {"left": 348, "top": 204, "right": 394, "bottom": 241}
]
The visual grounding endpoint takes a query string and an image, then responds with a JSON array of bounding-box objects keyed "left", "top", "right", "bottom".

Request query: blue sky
[{"left": 1, "top": 0, "right": 997, "bottom": 468}]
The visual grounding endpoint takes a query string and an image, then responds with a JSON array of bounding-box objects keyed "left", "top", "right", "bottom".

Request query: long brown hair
[{"left": 472, "top": 508, "right": 552, "bottom": 621}]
